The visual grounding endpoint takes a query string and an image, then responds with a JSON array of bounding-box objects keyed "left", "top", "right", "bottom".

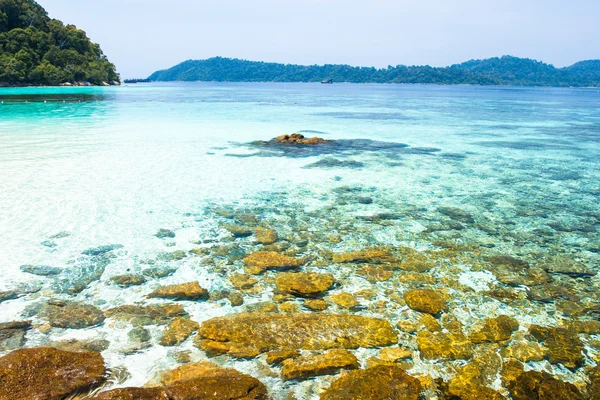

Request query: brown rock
[
  {"left": 380, "top": 346, "right": 413, "bottom": 362},
  {"left": 265, "top": 349, "right": 299, "bottom": 366},
  {"left": 320, "top": 365, "right": 422, "bottom": 400},
  {"left": 508, "top": 370, "right": 585, "bottom": 400},
  {"left": 105, "top": 304, "right": 187, "bottom": 326},
  {"left": 281, "top": 349, "right": 359, "bottom": 381},
  {"left": 275, "top": 272, "right": 334, "bottom": 298},
  {"left": 159, "top": 362, "right": 268, "bottom": 400},
  {"left": 545, "top": 327, "right": 585, "bottom": 370},
  {"left": 160, "top": 317, "right": 200, "bottom": 346},
  {"left": 148, "top": 282, "right": 209, "bottom": 301},
  {"left": 357, "top": 265, "right": 394, "bottom": 282},
  {"left": 197, "top": 313, "right": 397, "bottom": 358},
  {"left": 223, "top": 224, "right": 253, "bottom": 238},
  {"left": 110, "top": 274, "right": 146, "bottom": 287},
  {"left": 0, "top": 347, "right": 105, "bottom": 400},
  {"left": 501, "top": 339, "right": 548, "bottom": 362},
  {"left": 38, "top": 300, "right": 105, "bottom": 329},
  {"left": 420, "top": 314, "right": 442, "bottom": 332},
  {"left": 328, "top": 292, "right": 359, "bottom": 309},
  {"left": 274, "top": 133, "right": 330, "bottom": 146},
  {"left": 255, "top": 227, "right": 278, "bottom": 244},
  {"left": 94, "top": 387, "right": 170, "bottom": 400},
  {"left": 303, "top": 299, "right": 328, "bottom": 311},
  {"left": 404, "top": 289, "right": 447, "bottom": 316},
  {"left": 230, "top": 273, "right": 259, "bottom": 290},
  {"left": 0, "top": 320, "right": 31, "bottom": 351},
  {"left": 501, "top": 359, "right": 524, "bottom": 387},
  {"left": 417, "top": 331, "right": 473, "bottom": 360},
  {"left": 470, "top": 315, "right": 519, "bottom": 343},
  {"left": 332, "top": 248, "right": 395, "bottom": 264},
  {"left": 243, "top": 251, "right": 304, "bottom": 274}
]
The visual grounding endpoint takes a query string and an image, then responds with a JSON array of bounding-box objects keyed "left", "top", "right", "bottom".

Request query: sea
[{"left": 0, "top": 82, "right": 599, "bottom": 398}]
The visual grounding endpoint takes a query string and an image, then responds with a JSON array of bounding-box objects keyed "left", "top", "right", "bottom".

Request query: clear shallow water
[{"left": 1, "top": 83, "right": 599, "bottom": 398}]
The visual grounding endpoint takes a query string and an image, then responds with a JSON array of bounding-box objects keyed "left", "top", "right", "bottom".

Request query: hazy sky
[{"left": 41, "top": 0, "right": 600, "bottom": 78}]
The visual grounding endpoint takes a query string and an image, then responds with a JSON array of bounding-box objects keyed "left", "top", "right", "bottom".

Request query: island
[
  {"left": 148, "top": 56, "right": 600, "bottom": 87},
  {"left": 0, "top": 0, "right": 119, "bottom": 86}
]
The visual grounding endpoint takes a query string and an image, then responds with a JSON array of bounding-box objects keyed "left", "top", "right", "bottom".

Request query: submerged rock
[
  {"left": 404, "top": 289, "right": 447, "bottom": 316},
  {"left": 0, "top": 347, "right": 106, "bottom": 400},
  {"left": 0, "top": 290, "right": 19, "bottom": 303},
  {"left": 82, "top": 244, "right": 123, "bottom": 256},
  {"left": 328, "top": 292, "right": 360, "bottom": 309},
  {"left": 304, "top": 299, "right": 329, "bottom": 311},
  {"left": 19, "top": 264, "right": 62, "bottom": 276},
  {"left": 94, "top": 387, "right": 170, "bottom": 400},
  {"left": 266, "top": 349, "right": 300, "bottom": 366},
  {"left": 243, "top": 251, "right": 304, "bottom": 274},
  {"left": 281, "top": 349, "right": 359, "bottom": 381},
  {"left": 159, "top": 362, "right": 268, "bottom": 400},
  {"left": 148, "top": 282, "right": 209, "bottom": 301},
  {"left": 197, "top": 313, "right": 397, "bottom": 358},
  {"left": 541, "top": 256, "right": 596, "bottom": 277},
  {"left": 508, "top": 370, "right": 585, "bottom": 400},
  {"left": 160, "top": 317, "right": 199, "bottom": 346},
  {"left": 38, "top": 300, "right": 105, "bottom": 329},
  {"left": 155, "top": 228, "right": 176, "bottom": 238},
  {"left": 417, "top": 331, "right": 473, "bottom": 360},
  {"left": 470, "top": 315, "right": 519, "bottom": 343},
  {"left": 229, "top": 273, "right": 259, "bottom": 290},
  {"left": 110, "top": 274, "right": 146, "bottom": 287},
  {"left": 142, "top": 265, "right": 177, "bottom": 278},
  {"left": 53, "top": 254, "right": 112, "bottom": 294},
  {"left": 332, "top": 248, "right": 395, "bottom": 263},
  {"left": 105, "top": 303, "right": 187, "bottom": 326},
  {"left": 303, "top": 157, "right": 365, "bottom": 169},
  {"left": 224, "top": 224, "right": 253, "bottom": 238},
  {"left": 438, "top": 206, "right": 475, "bottom": 224},
  {"left": 0, "top": 320, "right": 31, "bottom": 351},
  {"left": 275, "top": 272, "right": 335, "bottom": 298},
  {"left": 320, "top": 365, "right": 422, "bottom": 400},
  {"left": 255, "top": 227, "right": 278, "bottom": 244}
]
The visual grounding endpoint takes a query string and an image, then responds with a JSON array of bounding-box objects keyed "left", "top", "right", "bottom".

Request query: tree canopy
[
  {"left": 0, "top": 0, "right": 119, "bottom": 86},
  {"left": 148, "top": 56, "right": 600, "bottom": 87}
]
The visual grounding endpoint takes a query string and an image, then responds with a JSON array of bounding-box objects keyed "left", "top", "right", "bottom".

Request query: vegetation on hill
[
  {"left": 0, "top": 0, "right": 119, "bottom": 86},
  {"left": 148, "top": 56, "right": 600, "bottom": 87}
]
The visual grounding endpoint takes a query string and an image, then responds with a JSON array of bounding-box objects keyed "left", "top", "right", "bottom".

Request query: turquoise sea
[{"left": 1, "top": 83, "right": 599, "bottom": 398}]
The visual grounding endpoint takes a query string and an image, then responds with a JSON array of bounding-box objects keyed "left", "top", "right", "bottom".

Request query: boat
[{"left": 321, "top": 79, "right": 333, "bottom": 84}]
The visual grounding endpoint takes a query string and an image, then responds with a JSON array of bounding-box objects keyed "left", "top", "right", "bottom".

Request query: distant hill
[
  {"left": 0, "top": 0, "right": 119, "bottom": 86},
  {"left": 148, "top": 56, "right": 600, "bottom": 87}
]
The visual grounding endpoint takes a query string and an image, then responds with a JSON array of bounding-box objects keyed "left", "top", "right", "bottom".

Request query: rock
[
  {"left": 49, "top": 231, "right": 70, "bottom": 239},
  {"left": 275, "top": 272, "right": 335, "bottom": 298},
  {"left": 281, "top": 349, "right": 359, "bottom": 381},
  {"left": 148, "top": 282, "right": 209, "bottom": 301},
  {"left": 41, "top": 240, "right": 57, "bottom": 248},
  {"left": 224, "top": 224, "right": 253, "bottom": 238},
  {"left": 328, "top": 292, "right": 359, "bottom": 309},
  {"left": 38, "top": 300, "right": 105, "bottom": 329},
  {"left": 541, "top": 256, "right": 596, "bottom": 277},
  {"left": 357, "top": 265, "right": 394, "bottom": 282},
  {"left": 110, "top": 274, "right": 146, "bottom": 287},
  {"left": 243, "top": 251, "right": 304, "bottom": 274},
  {"left": 420, "top": 314, "right": 442, "bottom": 332},
  {"left": 197, "top": 313, "right": 397, "bottom": 358},
  {"left": 169, "top": 250, "right": 187, "bottom": 260},
  {"left": 470, "top": 315, "right": 519, "bottom": 342},
  {"left": 495, "top": 267, "right": 551, "bottom": 287},
  {"left": 508, "top": 370, "right": 585, "bottom": 400},
  {"left": 228, "top": 291, "right": 244, "bottom": 306},
  {"left": 587, "top": 366, "right": 600, "bottom": 400},
  {"left": 332, "top": 248, "right": 395, "bottom": 263},
  {"left": 105, "top": 304, "right": 187, "bottom": 325},
  {"left": 0, "top": 347, "right": 106, "bottom": 400},
  {"left": 159, "top": 362, "right": 268, "bottom": 400},
  {"left": 160, "top": 317, "right": 199, "bottom": 346},
  {"left": 255, "top": 227, "right": 278, "bottom": 244},
  {"left": 128, "top": 326, "right": 151, "bottom": 342},
  {"left": 273, "top": 133, "right": 330, "bottom": 145},
  {"left": 545, "top": 327, "right": 585, "bottom": 370},
  {"left": 417, "top": 331, "right": 473, "bottom": 360},
  {"left": 142, "top": 266, "right": 177, "bottom": 278},
  {"left": 501, "top": 339, "right": 548, "bottom": 362},
  {"left": 380, "top": 346, "right": 413, "bottom": 362},
  {"left": 266, "top": 349, "right": 300, "bottom": 366},
  {"left": 19, "top": 264, "right": 62, "bottom": 276},
  {"left": 47, "top": 338, "right": 110, "bottom": 353},
  {"left": 438, "top": 206, "right": 475, "bottom": 223},
  {"left": 404, "top": 289, "right": 447, "bottom": 316},
  {"left": 304, "top": 299, "right": 328, "bottom": 311},
  {"left": 53, "top": 254, "right": 112, "bottom": 294},
  {"left": 0, "top": 290, "right": 19, "bottom": 303},
  {"left": 230, "top": 273, "right": 259, "bottom": 290},
  {"left": 320, "top": 365, "right": 422, "bottom": 400},
  {"left": 94, "top": 387, "right": 170, "bottom": 400},
  {"left": 0, "top": 320, "right": 31, "bottom": 351},
  {"left": 82, "top": 244, "right": 123, "bottom": 256},
  {"left": 155, "top": 228, "right": 176, "bottom": 239}
]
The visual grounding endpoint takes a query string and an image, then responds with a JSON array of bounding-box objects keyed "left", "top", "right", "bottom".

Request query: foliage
[
  {"left": 0, "top": 0, "right": 119, "bottom": 85},
  {"left": 148, "top": 56, "right": 600, "bottom": 87}
]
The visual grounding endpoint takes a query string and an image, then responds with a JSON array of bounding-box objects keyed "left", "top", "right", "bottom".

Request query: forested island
[
  {"left": 0, "top": 0, "right": 119, "bottom": 86},
  {"left": 148, "top": 56, "right": 600, "bottom": 87}
]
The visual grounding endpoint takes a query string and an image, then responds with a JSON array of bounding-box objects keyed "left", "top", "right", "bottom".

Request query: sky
[{"left": 40, "top": 0, "right": 600, "bottom": 78}]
